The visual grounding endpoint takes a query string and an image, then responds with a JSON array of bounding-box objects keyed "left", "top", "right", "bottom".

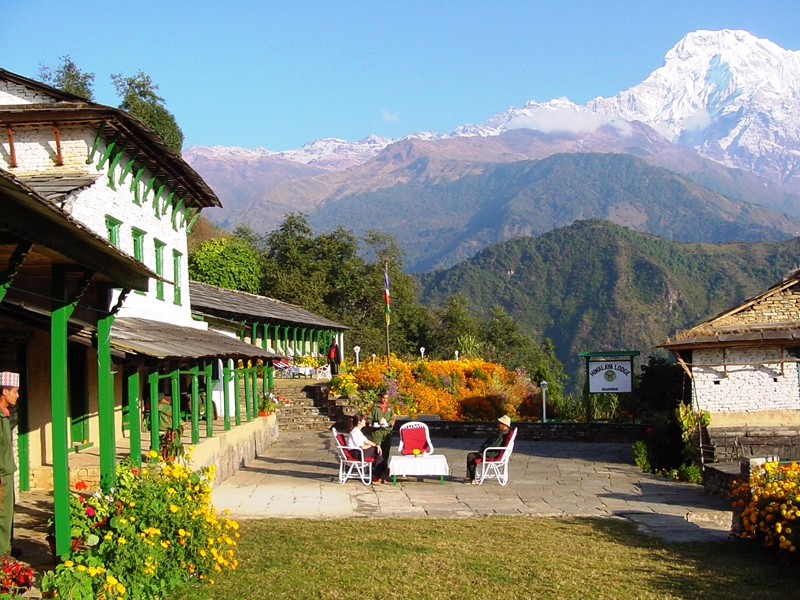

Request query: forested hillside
[
  {"left": 417, "top": 220, "right": 800, "bottom": 385},
  {"left": 309, "top": 153, "right": 800, "bottom": 272}
]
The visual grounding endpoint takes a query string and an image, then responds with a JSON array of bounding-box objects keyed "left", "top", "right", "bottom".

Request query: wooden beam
[
  {"left": 5, "top": 127, "right": 17, "bottom": 168},
  {"left": 52, "top": 124, "right": 63, "bottom": 166}
]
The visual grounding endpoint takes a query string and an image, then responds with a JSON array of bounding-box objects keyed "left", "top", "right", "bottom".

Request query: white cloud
[
  {"left": 382, "top": 109, "right": 399, "bottom": 123},
  {"left": 506, "top": 106, "right": 632, "bottom": 136},
  {"left": 680, "top": 108, "right": 711, "bottom": 131}
]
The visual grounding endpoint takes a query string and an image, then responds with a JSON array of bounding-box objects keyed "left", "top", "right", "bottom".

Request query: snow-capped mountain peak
[{"left": 186, "top": 29, "right": 800, "bottom": 185}]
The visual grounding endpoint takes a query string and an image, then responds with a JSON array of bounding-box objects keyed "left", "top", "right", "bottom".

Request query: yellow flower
[
  {"left": 76, "top": 564, "right": 86, "bottom": 572},
  {"left": 88, "top": 567, "right": 98, "bottom": 577},
  {"left": 106, "top": 574, "right": 119, "bottom": 586},
  {"left": 64, "top": 560, "right": 74, "bottom": 568},
  {"left": 148, "top": 450, "right": 159, "bottom": 459},
  {"left": 117, "top": 537, "right": 127, "bottom": 545},
  {"left": 116, "top": 583, "right": 126, "bottom": 595},
  {"left": 170, "top": 504, "right": 179, "bottom": 513}
]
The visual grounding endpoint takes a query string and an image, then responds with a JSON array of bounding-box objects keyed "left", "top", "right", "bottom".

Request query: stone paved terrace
[{"left": 212, "top": 431, "right": 735, "bottom": 543}]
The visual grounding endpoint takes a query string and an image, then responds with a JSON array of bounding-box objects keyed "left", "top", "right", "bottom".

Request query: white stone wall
[
  {"left": 692, "top": 347, "right": 800, "bottom": 413},
  {"left": 0, "top": 81, "right": 58, "bottom": 105},
  {"left": 4, "top": 122, "right": 200, "bottom": 327},
  {"left": 0, "top": 124, "right": 92, "bottom": 172}
]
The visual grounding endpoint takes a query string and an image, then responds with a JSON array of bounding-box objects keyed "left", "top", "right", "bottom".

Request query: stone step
[{"left": 278, "top": 407, "right": 321, "bottom": 417}]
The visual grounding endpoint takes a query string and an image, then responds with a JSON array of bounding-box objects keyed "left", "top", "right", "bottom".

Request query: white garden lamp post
[
  {"left": 540, "top": 381, "right": 548, "bottom": 423},
  {"left": 353, "top": 345, "right": 361, "bottom": 367},
  {"left": 454, "top": 350, "right": 459, "bottom": 361},
  {"left": 371, "top": 353, "right": 376, "bottom": 364},
  {"left": 420, "top": 347, "right": 425, "bottom": 360}
]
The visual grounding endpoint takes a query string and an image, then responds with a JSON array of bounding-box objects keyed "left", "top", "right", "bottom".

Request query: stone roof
[
  {"left": 111, "top": 317, "right": 276, "bottom": 360},
  {"left": 0, "top": 168, "right": 155, "bottom": 289},
  {"left": 17, "top": 173, "right": 100, "bottom": 201},
  {"left": 189, "top": 281, "right": 347, "bottom": 330},
  {"left": 662, "top": 268, "right": 800, "bottom": 350}
]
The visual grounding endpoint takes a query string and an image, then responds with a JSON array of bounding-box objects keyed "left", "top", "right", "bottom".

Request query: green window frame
[
  {"left": 172, "top": 249, "right": 182, "bottom": 305},
  {"left": 132, "top": 228, "right": 146, "bottom": 295},
  {"left": 105, "top": 216, "right": 122, "bottom": 247},
  {"left": 154, "top": 239, "right": 165, "bottom": 301}
]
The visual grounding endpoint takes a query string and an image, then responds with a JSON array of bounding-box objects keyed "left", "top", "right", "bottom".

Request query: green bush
[
  {"left": 677, "top": 463, "right": 703, "bottom": 484},
  {"left": 631, "top": 440, "right": 651, "bottom": 473}
]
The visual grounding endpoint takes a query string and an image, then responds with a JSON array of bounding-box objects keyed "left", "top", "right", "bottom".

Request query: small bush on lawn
[
  {"left": 41, "top": 452, "right": 239, "bottom": 599},
  {"left": 733, "top": 460, "right": 800, "bottom": 561}
]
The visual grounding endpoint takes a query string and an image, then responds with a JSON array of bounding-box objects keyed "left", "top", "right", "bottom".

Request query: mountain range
[
  {"left": 185, "top": 29, "right": 800, "bottom": 271},
  {"left": 415, "top": 219, "right": 800, "bottom": 383}
]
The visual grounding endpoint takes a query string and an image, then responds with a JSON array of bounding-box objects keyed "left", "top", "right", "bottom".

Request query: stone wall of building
[
  {"left": 1, "top": 122, "right": 198, "bottom": 327},
  {"left": 714, "top": 283, "right": 800, "bottom": 325},
  {"left": 0, "top": 81, "right": 57, "bottom": 105},
  {"left": 692, "top": 347, "right": 800, "bottom": 413}
]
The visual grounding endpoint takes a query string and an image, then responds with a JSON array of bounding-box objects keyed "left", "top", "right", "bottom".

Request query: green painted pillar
[
  {"left": 126, "top": 367, "right": 142, "bottom": 467},
  {"left": 267, "top": 363, "right": 274, "bottom": 393},
  {"left": 251, "top": 322, "right": 258, "bottom": 346},
  {"left": 223, "top": 361, "right": 231, "bottom": 431},
  {"left": 190, "top": 364, "right": 200, "bottom": 444},
  {"left": 97, "top": 309, "right": 116, "bottom": 490},
  {"left": 148, "top": 370, "right": 159, "bottom": 451},
  {"left": 50, "top": 267, "right": 71, "bottom": 557},
  {"left": 243, "top": 367, "right": 252, "bottom": 422},
  {"left": 283, "top": 326, "right": 289, "bottom": 356},
  {"left": 274, "top": 325, "right": 280, "bottom": 354},
  {"left": 301, "top": 328, "right": 306, "bottom": 357},
  {"left": 205, "top": 362, "right": 214, "bottom": 438},
  {"left": 292, "top": 328, "right": 298, "bottom": 357},
  {"left": 234, "top": 365, "right": 242, "bottom": 426},
  {"left": 170, "top": 364, "right": 180, "bottom": 430}
]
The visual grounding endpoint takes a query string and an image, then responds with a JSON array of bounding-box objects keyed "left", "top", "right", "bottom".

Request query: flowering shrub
[
  {"left": 41, "top": 451, "right": 239, "bottom": 599},
  {"left": 732, "top": 461, "right": 800, "bottom": 561},
  {"left": 0, "top": 557, "right": 34, "bottom": 596},
  {"left": 346, "top": 356, "right": 536, "bottom": 421}
]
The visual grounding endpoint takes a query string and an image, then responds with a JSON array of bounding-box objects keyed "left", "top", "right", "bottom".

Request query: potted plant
[{"left": 258, "top": 393, "right": 278, "bottom": 417}]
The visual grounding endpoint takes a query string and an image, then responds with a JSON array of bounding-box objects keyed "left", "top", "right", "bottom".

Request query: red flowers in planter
[{"left": 0, "top": 557, "right": 34, "bottom": 595}]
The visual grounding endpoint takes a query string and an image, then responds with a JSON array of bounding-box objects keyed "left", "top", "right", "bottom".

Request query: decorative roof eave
[
  {"left": 0, "top": 103, "right": 220, "bottom": 209},
  {"left": 660, "top": 324, "right": 800, "bottom": 351},
  {"left": 0, "top": 168, "right": 155, "bottom": 289},
  {"left": 188, "top": 281, "right": 348, "bottom": 331}
]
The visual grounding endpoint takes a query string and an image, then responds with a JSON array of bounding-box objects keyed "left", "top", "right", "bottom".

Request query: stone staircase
[{"left": 273, "top": 378, "right": 358, "bottom": 431}]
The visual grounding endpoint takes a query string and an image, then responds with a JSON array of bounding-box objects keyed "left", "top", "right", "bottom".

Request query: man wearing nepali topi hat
[
  {"left": 465, "top": 415, "right": 512, "bottom": 484},
  {"left": 0, "top": 372, "right": 19, "bottom": 557}
]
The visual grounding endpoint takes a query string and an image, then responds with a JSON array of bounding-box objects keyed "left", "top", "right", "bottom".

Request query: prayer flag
[{"left": 384, "top": 267, "right": 391, "bottom": 325}]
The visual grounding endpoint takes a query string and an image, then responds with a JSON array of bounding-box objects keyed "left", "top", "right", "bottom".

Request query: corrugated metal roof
[
  {"left": 189, "top": 281, "right": 347, "bottom": 330},
  {"left": 111, "top": 317, "right": 276, "bottom": 360}
]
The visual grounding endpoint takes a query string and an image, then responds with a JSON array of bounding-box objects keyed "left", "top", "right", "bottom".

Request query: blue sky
[{"left": 3, "top": 1, "right": 799, "bottom": 151}]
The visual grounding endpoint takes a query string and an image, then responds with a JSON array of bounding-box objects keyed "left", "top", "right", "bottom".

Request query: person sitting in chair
[
  {"left": 466, "top": 415, "right": 511, "bottom": 484},
  {"left": 347, "top": 413, "right": 387, "bottom": 484}
]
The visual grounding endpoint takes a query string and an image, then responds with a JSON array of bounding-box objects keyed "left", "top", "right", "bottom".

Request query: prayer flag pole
[{"left": 384, "top": 259, "right": 391, "bottom": 368}]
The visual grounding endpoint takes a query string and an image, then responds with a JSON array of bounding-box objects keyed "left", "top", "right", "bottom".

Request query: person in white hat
[
  {"left": 465, "top": 415, "right": 512, "bottom": 484},
  {"left": 0, "top": 372, "right": 19, "bottom": 556}
]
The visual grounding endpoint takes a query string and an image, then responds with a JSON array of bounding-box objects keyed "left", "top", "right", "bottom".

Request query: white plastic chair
[
  {"left": 316, "top": 364, "right": 332, "bottom": 380},
  {"left": 332, "top": 427, "right": 373, "bottom": 485},
  {"left": 397, "top": 421, "right": 434, "bottom": 456},
  {"left": 476, "top": 428, "right": 518, "bottom": 486}
]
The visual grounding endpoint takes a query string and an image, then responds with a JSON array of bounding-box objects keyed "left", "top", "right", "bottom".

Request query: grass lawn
[{"left": 170, "top": 516, "right": 797, "bottom": 600}]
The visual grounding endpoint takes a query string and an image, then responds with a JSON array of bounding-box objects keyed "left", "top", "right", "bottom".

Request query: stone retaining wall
[
  {"left": 705, "top": 426, "right": 800, "bottom": 462},
  {"left": 390, "top": 420, "right": 648, "bottom": 443},
  {"left": 190, "top": 415, "right": 279, "bottom": 486}
]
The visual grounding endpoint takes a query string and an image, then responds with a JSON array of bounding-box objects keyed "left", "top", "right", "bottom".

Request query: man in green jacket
[
  {"left": 0, "top": 372, "right": 19, "bottom": 557},
  {"left": 369, "top": 391, "right": 396, "bottom": 459}
]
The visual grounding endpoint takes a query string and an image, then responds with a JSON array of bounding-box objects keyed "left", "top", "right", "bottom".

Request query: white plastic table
[
  {"left": 388, "top": 454, "right": 450, "bottom": 484},
  {"left": 290, "top": 366, "right": 314, "bottom": 378}
]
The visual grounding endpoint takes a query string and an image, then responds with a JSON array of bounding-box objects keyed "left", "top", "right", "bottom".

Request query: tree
[
  {"left": 39, "top": 55, "right": 95, "bottom": 100},
  {"left": 428, "top": 295, "right": 482, "bottom": 359},
  {"left": 188, "top": 238, "right": 261, "bottom": 294},
  {"left": 112, "top": 71, "right": 184, "bottom": 153}
]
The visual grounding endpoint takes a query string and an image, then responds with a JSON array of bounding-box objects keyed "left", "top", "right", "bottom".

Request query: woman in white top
[{"left": 347, "top": 413, "right": 387, "bottom": 484}]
